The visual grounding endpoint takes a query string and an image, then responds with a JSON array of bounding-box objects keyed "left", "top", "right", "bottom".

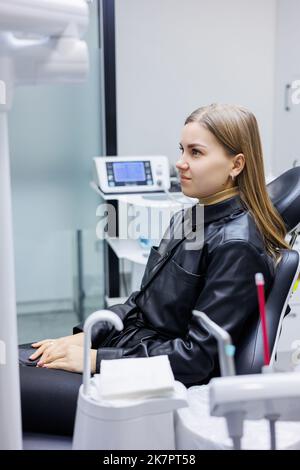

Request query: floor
[{"left": 23, "top": 433, "right": 72, "bottom": 450}]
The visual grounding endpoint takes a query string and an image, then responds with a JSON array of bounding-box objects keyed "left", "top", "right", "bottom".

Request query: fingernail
[{"left": 37, "top": 361, "right": 42, "bottom": 366}]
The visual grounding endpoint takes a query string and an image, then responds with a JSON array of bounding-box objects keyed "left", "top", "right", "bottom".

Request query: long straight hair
[{"left": 185, "top": 103, "right": 289, "bottom": 264}]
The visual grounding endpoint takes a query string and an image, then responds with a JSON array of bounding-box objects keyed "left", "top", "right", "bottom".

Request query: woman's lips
[{"left": 180, "top": 175, "right": 192, "bottom": 182}]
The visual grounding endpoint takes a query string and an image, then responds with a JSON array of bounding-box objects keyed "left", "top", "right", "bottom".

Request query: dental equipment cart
[{"left": 72, "top": 311, "right": 188, "bottom": 450}]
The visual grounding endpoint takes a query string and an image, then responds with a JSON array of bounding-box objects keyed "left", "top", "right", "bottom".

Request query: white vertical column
[{"left": 0, "top": 111, "right": 22, "bottom": 449}]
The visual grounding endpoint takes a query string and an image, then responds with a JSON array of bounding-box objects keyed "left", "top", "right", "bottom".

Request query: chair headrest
[{"left": 267, "top": 166, "right": 300, "bottom": 232}]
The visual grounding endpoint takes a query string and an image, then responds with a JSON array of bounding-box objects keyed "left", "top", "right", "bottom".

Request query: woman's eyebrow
[{"left": 179, "top": 142, "right": 208, "bottom": 149}]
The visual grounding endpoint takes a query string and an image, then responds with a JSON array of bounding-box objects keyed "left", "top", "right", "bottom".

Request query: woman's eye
[{"left": 178, "top": 146, "right": 202, "bottom": 156}]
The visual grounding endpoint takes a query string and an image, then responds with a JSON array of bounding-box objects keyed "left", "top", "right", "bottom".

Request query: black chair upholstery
[
  {"left": 267, "top": 166, "right": 300, "bottom": 232},
  {"left": 234, "top": 166, "right": 300, "bottom": 374}
]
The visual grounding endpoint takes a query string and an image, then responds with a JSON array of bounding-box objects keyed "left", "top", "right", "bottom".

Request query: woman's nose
[{"left": 176, "top": 158, "right": 189, "bottom": 171}]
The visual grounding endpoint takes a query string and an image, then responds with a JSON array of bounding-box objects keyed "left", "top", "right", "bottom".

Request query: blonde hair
[{"left": 185, "top": 103, "right": 289, "bottom": 265}]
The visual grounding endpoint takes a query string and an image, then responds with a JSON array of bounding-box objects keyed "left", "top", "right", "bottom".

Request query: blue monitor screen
[{"left": 112, "top": 161, "right": 146, "bottom": 182}]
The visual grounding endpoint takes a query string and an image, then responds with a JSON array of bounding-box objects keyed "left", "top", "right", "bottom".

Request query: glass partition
[{"left": 9, "top": 1, "right": 105, "bottom": 344}]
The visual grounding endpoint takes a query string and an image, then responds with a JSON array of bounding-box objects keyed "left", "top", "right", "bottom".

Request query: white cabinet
[{"left": 273, "top": 0, "right": 300, "bottom": 176}]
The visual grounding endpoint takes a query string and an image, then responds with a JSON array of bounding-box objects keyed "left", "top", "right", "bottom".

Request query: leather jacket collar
[{"left": 191, "top": 195, "right": 246, "bottom": 228}]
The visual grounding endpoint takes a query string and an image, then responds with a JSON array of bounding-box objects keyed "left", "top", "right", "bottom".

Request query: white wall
[{"left": 115, "top": 0, "right": 277, "bottom": 175}]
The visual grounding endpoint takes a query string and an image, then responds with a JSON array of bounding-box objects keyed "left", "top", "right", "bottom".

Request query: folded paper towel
[{"left": 97, "top": 355, "right": 175, "bottom": 400}]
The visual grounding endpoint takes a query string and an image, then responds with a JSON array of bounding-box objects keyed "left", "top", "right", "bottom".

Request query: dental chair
[
  {"left": 235, "top": 249, "right": 300, "bottom": 374},
  {"left": 235, "top": 166, "right": 300, "bottom": 374},
  {"left": 22, "top": 167, "right": 300, "bottom": 450},
  {"left": 175, "top": 166, "right": 300, "bottom": 450}
]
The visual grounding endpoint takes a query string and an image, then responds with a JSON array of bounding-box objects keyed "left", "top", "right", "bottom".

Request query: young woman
[{"left": 20, "top": 103, "right": 289, "bottom": 434}]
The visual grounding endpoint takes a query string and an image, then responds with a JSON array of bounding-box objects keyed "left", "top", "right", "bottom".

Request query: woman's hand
[
  {"left": 29, "top": 332, "right": 84, "bottom": 362},
  {"left": 35, "top": 344, "right": 97, "bottom": 374},
  {"left": 29, "top": 333, "right": 97, "bottom": 373}
]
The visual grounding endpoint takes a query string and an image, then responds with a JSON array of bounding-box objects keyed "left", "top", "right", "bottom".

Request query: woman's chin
[{"left": 180, "top": 187, "right": 197, "bottom": 198}]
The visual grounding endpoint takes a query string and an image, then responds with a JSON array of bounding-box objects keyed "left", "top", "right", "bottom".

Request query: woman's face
[{"left": 176, "top": 122, "right": 236, "bottom": 199}]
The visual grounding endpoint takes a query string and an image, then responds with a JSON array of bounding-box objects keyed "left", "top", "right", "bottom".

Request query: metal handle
[
  {"left": 193, "top": 310, "right": 236, "bottom": 376},
  {"left": 83, "top": 310, "right": 123, "bottom": 396},
  {"left": 285, "top": 83, "right": 291, "bottom": 111}
]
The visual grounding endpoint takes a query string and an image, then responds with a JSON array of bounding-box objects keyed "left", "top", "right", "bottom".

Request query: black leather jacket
[{"left": 74, "top": 195, "right": 275, "bottom": 386}]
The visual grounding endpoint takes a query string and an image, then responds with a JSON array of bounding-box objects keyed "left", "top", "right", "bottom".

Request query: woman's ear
[{"left": 232, "top": 153, "right": 245, "bottom": 177}]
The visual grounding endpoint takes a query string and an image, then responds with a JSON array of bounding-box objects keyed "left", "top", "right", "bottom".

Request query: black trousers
[{"left": 19, "top": 344, "right": 82, "bottom": 436}]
